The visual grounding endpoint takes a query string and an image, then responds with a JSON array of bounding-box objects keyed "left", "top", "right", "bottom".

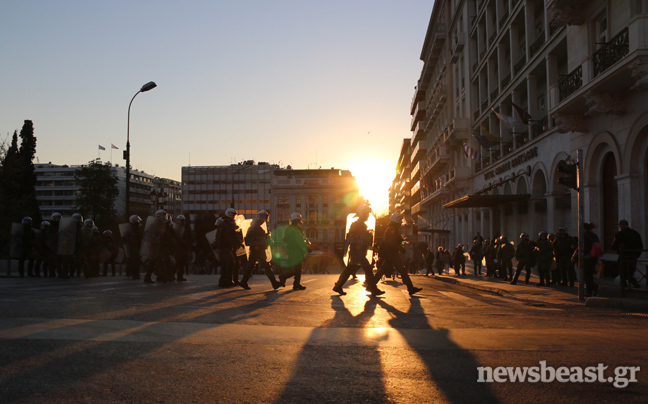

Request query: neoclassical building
[{"left": 408, "top": 0, "right": 648, "bottom": 252}]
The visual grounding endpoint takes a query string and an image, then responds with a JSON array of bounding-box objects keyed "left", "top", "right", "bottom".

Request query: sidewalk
[{"left": 423, "top": 263, "right": 648, "bottom": 312}]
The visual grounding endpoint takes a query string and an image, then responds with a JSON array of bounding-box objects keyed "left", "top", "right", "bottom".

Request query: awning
[{"left": 443, "top": 193, "right": 530, "bottom": 209}]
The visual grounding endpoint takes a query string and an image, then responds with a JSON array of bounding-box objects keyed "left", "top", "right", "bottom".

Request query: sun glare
[{"left": 349, "top": 158, "right": 395, "bottom": 216}]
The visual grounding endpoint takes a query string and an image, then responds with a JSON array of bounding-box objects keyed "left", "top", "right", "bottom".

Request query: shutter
[{"left": 601, "top": 153, "right": 618, "bottom": 251}]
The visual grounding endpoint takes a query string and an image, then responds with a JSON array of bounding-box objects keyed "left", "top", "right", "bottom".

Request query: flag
[
  {"left": 463, "top": 143, "right": 481, "bottom": 160},
  {"left": 481, "top": 125, "right": 501, "bottom": 142},
  {"left": 492, "top": 107, "right": 520, "bottom": 128},
  {"left": 472, "top": 132, "right": 499, "bottom": 149},
  {"left": 98, "top": 145, "right": 106, "bottom": 151},
  {"left": 111, "top": 144, "right": 119, "bottom": 150},
  {"left": 512, "top": 102, "right": 533, "bottom": 125}
]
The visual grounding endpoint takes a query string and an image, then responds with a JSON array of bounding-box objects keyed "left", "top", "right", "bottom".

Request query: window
[
  {"left": 322, "top": 196, "right": 328, "bottom": 207},
  {"left": 307, "top": 228, "right": 318, "bottom": 240},
  {"left": 277, "top": 196, "right": 289, "bottom": 207},
  {"left": 295, "top": 196, "right": 301, "bottom": 207},
  {"left": 594, "top": 10, "right": 608, "bottom": 49},
  {"left": 308, "top": 195, "right": 317, "bottom": 207},
  {"left": 307, "top": 210, "right": 317, "bottom": 222}
]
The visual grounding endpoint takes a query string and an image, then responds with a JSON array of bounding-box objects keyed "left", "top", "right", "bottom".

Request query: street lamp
[
  {"left": 125, "top": 81, "right": 157, "bottom": 218},
  {"left": 149, "top": 188, "right": 166, "bottom": 211},
  {"left": 231, "top": 163, "right": 253, "bottom": 208}
]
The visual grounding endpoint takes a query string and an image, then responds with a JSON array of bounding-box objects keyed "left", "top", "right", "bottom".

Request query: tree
[
  {"left": 0, "top": 121, "right": 40, "bottom": 256},
  {"left": 75, "top": 160, "right": 119, "bottom": 229}
]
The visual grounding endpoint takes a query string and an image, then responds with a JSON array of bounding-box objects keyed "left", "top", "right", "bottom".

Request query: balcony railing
[
  {"left": 529, "top": 32, "right": 545, "bottom": 58},
  {"left": 514, "top": 53, "right": 526, "bottom": 75},
  {"left": 481, "top": 99, "right": 488, "bottom": 111},
  {"left": 490, "top": 87, "right": 499, "bottom": 102},
  {"left": 499, "top": 10, "right": 509, "bottom": 29},
  {"left": 593, "top": 28, "right": 629, "bottom": 77},
  {"left": 489, "top": 31, "right": 497, "bottom": 46},
  {"left": 502, "top": 141, "right": 514, "bottom": 156},
  {"left": 501, "top": 72, "right": 511, "bottom": 88},
  {"left": 549, "top": 18, "right": 563, "bottom": 36},
  {"left": 515, "top": 130, "right": 529, "bottom": 147},
  {"left": 558, "top": 65, "right": 582, "bottom": 101},
  {"left": 473, "top": 109, "right": 480, "bottom": 121},
  {"left": 531, "top": 116, "right": 548, "bottom": 139}
]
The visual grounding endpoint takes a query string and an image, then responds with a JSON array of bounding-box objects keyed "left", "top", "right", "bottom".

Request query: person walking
[
  {"left": 583, "top": 223, "right": 601, "bottom": 296},
  {"left": 469, "top": 240, "right": 483, "bottom": 275},
  {"left": 612, "top": 219, "right": 644, "bottom": 288},
  {"left": 553, "top": 227, "right": 575, "bottom": 287},
  {"left": 279, "top": 213, "right": 308, "bottom": 290},
  {"left": 240, "top": 210, "right": 281, "bottom": 290},
  {"left": 497, "top": 236, "right": 514, "bottom": 281},
  {"left": 333, "top": 205, "right": 383, "bottom": 295},
  {"left": 511, "top": 232, "right": 533, "bottom": 285},
  {"left": 372, "top": 213, "right": 422, "bottom": 296},
  {"left": 452, "top": 244, "right": 466, "bottom": 275},
  {"left": 484, "top": 239, "right": 497, "bottom": 277},
  {"left": 425, "top": 247, "right": 435, "bottom": 276},
  {"left": 435, "top": 247, "right": 444, "bottom": 274},
  {"left": 535, "top": 231, "right": 553, "bottom": 286}
]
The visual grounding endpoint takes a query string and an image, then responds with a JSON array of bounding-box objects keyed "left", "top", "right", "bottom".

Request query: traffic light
[{"left": 556, "top": 161, "right": 579, "bottom": 191}]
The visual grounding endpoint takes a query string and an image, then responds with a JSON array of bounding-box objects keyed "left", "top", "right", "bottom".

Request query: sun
[{"left": 348, "top": 158, "right": 396, "bottom": 217}]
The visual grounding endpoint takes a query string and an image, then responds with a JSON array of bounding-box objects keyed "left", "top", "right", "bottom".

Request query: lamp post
[
  {"left": 149, "top": 188, "right": 166, "bottom": 211},
  {"left": 230, "top": 163, "right": 252, "bottom": 208},
  {"left": 125, "top": 81, "right": 157, "bottom": 219}
]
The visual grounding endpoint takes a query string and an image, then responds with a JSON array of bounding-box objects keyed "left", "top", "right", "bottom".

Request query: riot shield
[
  {"left": 119, "top": 223, "right": 136, "bottom": 258},
  {"left": 81, "top": 226, "right": 93, "bottom": 248},
  {"left": 9, "top": 223, "right": 24, "bottom": 258},
  {"left": 205, "top": 229, "right": 220, "bottom": 261},
  {"left": 172, "top": 222, "right": 185, "bottom": 239},
  {"left": 140, "top": 216, "right": 166, "bottom": 260},
  {"left": 57, "top": 217, "right": 76, "bottom": 256},
  {"left": 262, "top": 222, "right": 272, "bottom": 262},
  {"left": 234, "top": 214, "right": 251, "bottom": 257},
  {"left": 342, "top": 213, "right": 376, "bottom": 266}
]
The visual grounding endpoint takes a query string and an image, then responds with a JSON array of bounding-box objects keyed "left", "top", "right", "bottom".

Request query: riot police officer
[
  {"left": 172, "top": 215, "right": 191, "bottom": 282},
  {"left": 536, "top": 230, "right": 553, "bottom": 286},
  {"left": 278, "top": 212, "right": 308, "bottom": 290},
  {"left": 240, "top": 210, "right": 281, "bottom": 290},
  {"left": 511, "top": 232, "right": 533, "bottom": 285},
  {"left": 215, "top": 208, "right": 242, "bottom": 288},
  {"left": 371, "top": 213, "right": 422, "bottom": 296},
  {"left": 333, "top": 205, "right": 383, "bottom": 296},
  {"left": 17, "top": 217, "right": 36, "bottom": 277}
]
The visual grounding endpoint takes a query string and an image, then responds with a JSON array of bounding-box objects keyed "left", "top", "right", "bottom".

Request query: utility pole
[{"left": 577, "top": 149, "right": 585, "bottom": 301}]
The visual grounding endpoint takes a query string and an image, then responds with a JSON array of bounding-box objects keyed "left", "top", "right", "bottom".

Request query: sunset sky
[{"left": 1, "top": 0, "right": 433, "bottom": 215}]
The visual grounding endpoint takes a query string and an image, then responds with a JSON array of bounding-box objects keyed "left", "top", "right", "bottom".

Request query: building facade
[
  {"left": 271, "top": 168, "right": 360, "bottom": 254},
  {"left": 35, "top": 162, "right": 180, "bottom": 220},
  {"left": 181, "top": 161, "right": 275, "bottom": 219},
  {"left": 181, "top": 162, "right": 361, "bottom": 254},
  {"left": 409, "top": 0, "right": 648, "bottom": 253}
]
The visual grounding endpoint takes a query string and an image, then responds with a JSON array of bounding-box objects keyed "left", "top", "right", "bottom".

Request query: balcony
[
  {"left": 446, "top": 118, "right": 470, "bottom": 144},
  {"left": 558, "top": 65, "right": 582, "bottom": 101},
  {"left": 531, "top": 116, "right": 549, "bottom": 139},
  {"left": 549, "top": 18, "right": 564, "bottom": 37},
  {"left": 411, "top": 202, "right": 421, "bottom": 215},
  {"left": 593, "top": 28, "right": 629, "bottom": 78},
  {"left": 550, "top": 18, "right": 647, "bottom": 121},
  {"left": 514, "top": 53, "right": 527, "bottom": 75},
  {"left": 490, "top": 87, "right": 499, "bottom": 102},
  {"left": 411, "top": 141, "right": 427, "bottom": 165},
  {"left": 501, "top": 72, "right": 511, "bottom": 88},
  {"left": 529, "top": 32, "right": 545, "bottom": 58},
  {"left": 489, "top": 31, "right": 497, "bottom": 47},
  {"left": 481, "top": 99, "right": 488, "bottom": 112},
  {"left": 499, "top": 10, "right": 509, "bottom": 29},
  {"left": 410, "top": 99, "right": 427, "bottom": 130},
  {"left": 410, "top": 81, "right": 427, "bottom": 114},
  {"left": 413, "top": 120, "right": 426, "bottom": 145},
  {"left": 424, "top": 144, "right": 450, "bottom": 175},
  {"left": 445, "top": 166, "right": 471, "bottom": 186},
  {"left": 450, "top": 35, "right": 465, "bottom": 63}
]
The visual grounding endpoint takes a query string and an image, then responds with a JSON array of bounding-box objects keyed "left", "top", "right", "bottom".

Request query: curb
[
  {"left": 431, "top": 275, "right": 514, "bottom": 298},
  {"left": 585, "top": 297, "right": 648, "bottom": 312}
]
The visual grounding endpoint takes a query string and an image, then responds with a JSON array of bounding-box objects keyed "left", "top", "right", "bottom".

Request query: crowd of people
[
  {"left": 10, "top": 209, "right": 644, "bottom": 299},
  {"left": 420, "top": 220, "right": 645, "bottom": 297}
]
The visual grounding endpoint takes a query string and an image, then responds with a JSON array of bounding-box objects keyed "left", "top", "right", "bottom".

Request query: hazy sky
[{"left": 1, "top": 0, "right": 432, "bottom": 214}]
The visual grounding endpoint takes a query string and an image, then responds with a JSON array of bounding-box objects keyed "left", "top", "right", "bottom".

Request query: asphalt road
[{"left": 0, "top": 273, "right": 646, "bottom": 403}]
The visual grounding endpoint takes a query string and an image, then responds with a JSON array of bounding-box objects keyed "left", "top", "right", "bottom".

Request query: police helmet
[
  {"left": 129, "top": 215, "right": 142, "bottom": 224},
  {"left": 356, "top": 204, "right": 372, "bottom": 217},
  {"left": 225, "top": 208, "right": 237, "bottom": 217},
  {"left": 40, "top": 221, "right": 50, "bottom": 229},
  {"left": 84, "top": 219, "right": 94, "bottom": 228},
  {"left": 256, "top": 210, "right": 269, "bottom": 219},
  {"left": 290, "top": 212, "right": 303, "bottom": 222},
  {"left": 538, "top": 230, "right": 548, "bottom": 237},
  {"left": 22, "top": 216, "right": 33, "bottom": 226},
  {"left": 390, "top": 212, "right": 404, "bottom": 223},
  {"left": 176, "top": 214, "right": 186, "bottom": 221},
  {"left": 155, "top": 209, "right": 167, "bottom": 218},
  {"left": 71, "top": 213, "right": 83, "bottom": 222},
  {"left": 520, "top": 232, "right": 529, "bottom": 239},
  {"left": 51, "top": 212, "right": 62, "bottom": 222},
  {"left": 103, "top": 230, "right": 112, "bottom": 237},
  {"left": 215, "top": 217, "right": 225, "bottom": 226}
]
